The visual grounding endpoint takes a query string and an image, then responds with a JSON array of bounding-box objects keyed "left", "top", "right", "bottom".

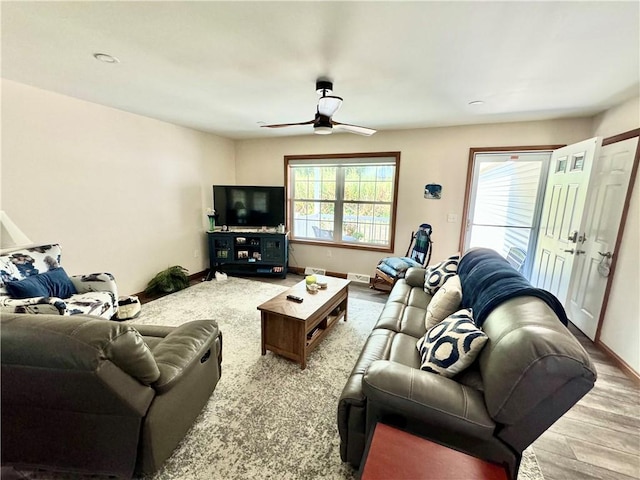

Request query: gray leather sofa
[
  {"left": 338, "top": 250, "right": 596, "bottom": 479},
  {"left": 1, "top": 313, "right": 222, "bottom": 478}
]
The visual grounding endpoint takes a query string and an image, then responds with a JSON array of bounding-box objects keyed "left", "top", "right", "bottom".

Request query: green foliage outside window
[{"left": 288, "top": 153, "right": 399, "bottom": 247}]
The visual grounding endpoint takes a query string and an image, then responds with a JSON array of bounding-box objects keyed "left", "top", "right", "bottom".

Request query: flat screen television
[{"left": 213, "top": 185, "right": 285, "bottom": 228}]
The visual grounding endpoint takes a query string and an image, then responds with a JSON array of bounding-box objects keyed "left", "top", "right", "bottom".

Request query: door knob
[
  {"left": 598, "top": 251, "right": 613, "bottom": 259},
  {"left": 563, "top": 249, "right": 574, "bottom": 254},
  {"left": 568, "top": 231, "right": 578, "bottom": 243},
  {"left": 575, "top": 249, "right": 586, "bottom": 255}
]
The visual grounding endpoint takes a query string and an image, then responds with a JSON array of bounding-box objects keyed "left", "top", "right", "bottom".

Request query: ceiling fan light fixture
[
  {"left": 314, "top": 126, "right": 333, "bottom": 135},
  {"left": 262, "top": 80, "right": 375, "bottom": 136},
  {"left": 318, "top": 95, "right": 343, "bottom": 116}
]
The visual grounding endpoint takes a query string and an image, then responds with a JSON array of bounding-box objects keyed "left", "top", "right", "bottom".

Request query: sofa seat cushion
[
  {"left": 388, "top": 332, "right": 423, "bottom": 369},
  {"left": 363, "top": 360, "right": 496, "bottom": 440},
  {"left": 66, "top": 291, "right": 117, "bottom": 319},
  {"left": 375, "top": 280, "right": 431, "bottom": 338}
]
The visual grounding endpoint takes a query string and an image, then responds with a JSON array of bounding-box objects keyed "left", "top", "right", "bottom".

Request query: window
[{"left": 286, "top": 152, "right": 400, "bottom": 251}]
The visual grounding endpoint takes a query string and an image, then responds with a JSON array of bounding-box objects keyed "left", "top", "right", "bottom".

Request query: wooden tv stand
[{"left": 207, "top": 231, "right": 288, "bottom": 279}]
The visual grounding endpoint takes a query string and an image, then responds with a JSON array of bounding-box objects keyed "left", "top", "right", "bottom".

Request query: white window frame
[{"left": 285, "top": 152, "right": 400, "bottom": 252}]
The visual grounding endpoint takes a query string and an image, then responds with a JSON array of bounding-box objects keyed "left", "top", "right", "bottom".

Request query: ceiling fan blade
[
  {"left": 332, "top": 121, "right": 377, "bottom": 136},
  {"left": 261, "top": 119, "right": 314, "bottom": 128},
  {"left": 317, "top": 96, "right": 343, "bottom": 117}
]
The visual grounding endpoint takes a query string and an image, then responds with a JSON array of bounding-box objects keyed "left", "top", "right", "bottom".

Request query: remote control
[{"left": 286, "top": 294, "right": 304, "bottom": 303}]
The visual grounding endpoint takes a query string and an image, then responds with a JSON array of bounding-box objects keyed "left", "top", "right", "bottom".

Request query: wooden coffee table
[{"left": 257, "top": 276, "right": 350, "bottom": 369}]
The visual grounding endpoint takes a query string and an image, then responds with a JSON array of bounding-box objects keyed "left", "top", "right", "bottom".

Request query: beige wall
[
  {"left": 591, "top": 96, "right": 640, "bottom": 374},
  {"left": 3, "top": 78, "right": 635, "bottom": 374},
  {"left": 235, "top": 119, "right": 592, "bottom": 277},
  {"left": 1, "top": 79, "right": 236, "bottom": 295}
]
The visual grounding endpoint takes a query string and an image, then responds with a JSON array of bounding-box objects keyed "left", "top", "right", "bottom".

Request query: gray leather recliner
[
  {"left": 338, "top": 267, "right": 596, "bottom": 479},
  {"left": 1, "top": 313, "right": 222, "bottom": 478}
]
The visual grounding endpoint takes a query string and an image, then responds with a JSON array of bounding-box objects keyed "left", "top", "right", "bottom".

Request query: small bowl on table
[{"left": 315, "top": 276, "right": 328, "bottom": 289}]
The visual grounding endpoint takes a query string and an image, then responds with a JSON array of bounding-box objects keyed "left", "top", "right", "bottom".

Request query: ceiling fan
[{"left": 261, "top": 79, "right": 376, "bottom": 136}]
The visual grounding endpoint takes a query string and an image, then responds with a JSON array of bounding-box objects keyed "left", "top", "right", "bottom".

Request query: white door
[
  {"left": 565, "top": 136, "right": 638, "bottom": 340},
  {"left": 531, "top": 137, "right": 601, "bottom": 304}
]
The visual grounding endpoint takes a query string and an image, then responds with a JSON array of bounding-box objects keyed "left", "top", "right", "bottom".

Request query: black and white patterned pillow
[
  {"left": 416, "top": 309, "right": 488, "bottom": 378},
  {"left": 424, "top": 254, "right": 460, "bottom": 295}
]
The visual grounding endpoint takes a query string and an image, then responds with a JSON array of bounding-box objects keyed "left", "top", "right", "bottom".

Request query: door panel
[
  {"left": 532, "top": 138, "right": 600, "bottom": 305},
  {"left": 566, "top": 137, "right": 637, "bottom": 339}
]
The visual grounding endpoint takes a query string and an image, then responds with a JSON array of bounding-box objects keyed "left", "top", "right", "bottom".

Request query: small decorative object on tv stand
[{"left": 206, "top": 208, "right": 217, "bottom": 231}]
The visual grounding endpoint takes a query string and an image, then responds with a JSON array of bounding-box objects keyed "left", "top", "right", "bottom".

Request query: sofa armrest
[
  {"left": 70, "top": 273, "right": 118, "bottom": 297},
  {"left": 0, "top": 296, "right": 67, "bottom": 315},
  {"left": 404, "top": 267, "right": 427, "bottom": 288},
  {"left": 362, "top": 360, "right": 495, "bottom": 439},
  {"left": 150, "top": 320, "right": 220, "bottom": 393}
]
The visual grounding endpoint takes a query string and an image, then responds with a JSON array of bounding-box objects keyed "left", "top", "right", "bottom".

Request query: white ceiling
[{"left": 2, "top": 1, "right": 639, "bottom": 140}]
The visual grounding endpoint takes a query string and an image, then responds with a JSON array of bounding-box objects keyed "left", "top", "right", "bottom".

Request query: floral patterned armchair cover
[{"left": 0, "top": 244, "right": 118, "bottom": 320}]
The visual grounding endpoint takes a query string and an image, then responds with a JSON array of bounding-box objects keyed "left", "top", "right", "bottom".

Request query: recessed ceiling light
[
  {"left": 468, "top": 100, "right": 485, "bottom": 106},
  {"left": 93, "top": 53, "right": 119, "bottom": 64}
]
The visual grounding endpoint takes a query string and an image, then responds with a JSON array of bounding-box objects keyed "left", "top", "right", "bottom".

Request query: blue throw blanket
[{"left": 458, "top": 248, "right": 569, "bottom": 327}]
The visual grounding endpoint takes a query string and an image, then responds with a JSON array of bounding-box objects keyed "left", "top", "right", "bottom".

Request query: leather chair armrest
[
  {"left": 363, "top": 360, "right": 495, "bottom": 439},
  {"left": 151, "top": 320, "right": 220, "bottom": 393},
  {"left": 404, "top": 268, "right": 427, "bottom": 288}
]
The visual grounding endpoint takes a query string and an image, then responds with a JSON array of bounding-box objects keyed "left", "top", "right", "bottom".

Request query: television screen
[{"left": 213, "top": 185, "right": 285, "bottom": 228}]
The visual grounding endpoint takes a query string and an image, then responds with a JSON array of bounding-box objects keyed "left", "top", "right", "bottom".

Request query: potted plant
[{"left": 145, "top": 265, "right": 190, "bottom": 295}]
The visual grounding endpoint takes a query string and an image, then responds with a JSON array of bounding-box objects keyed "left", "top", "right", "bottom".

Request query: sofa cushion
[
  {"left": 416, "top": 309, "right": 488, "bottom": 378},
  {"left": 6, "top": 268, "right": 77, "bottom": 299},
  {"left": 377, "top": 257, "right": 422, "bottom": 278},
  {"left": 375, "top": 279, "right": 431, "bottom": 337},
  {"left": 424, "top": 254, "right": 459, "bottom": 295},
  {"left": 5, "top": 275, "right": 48, "bottom": 298},
  {"left": 0, "top": 244, "right": 62, "bottom": 286},
  {"left": 425, "top": 275, "right": 462, "bottom": 329}
]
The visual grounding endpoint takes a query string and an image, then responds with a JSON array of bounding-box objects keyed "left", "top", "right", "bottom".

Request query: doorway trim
[{"left": 594, "top": 128, "right": 640, "bottom": 383}]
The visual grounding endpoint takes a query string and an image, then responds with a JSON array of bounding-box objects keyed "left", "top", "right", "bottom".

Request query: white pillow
[
  {"left": 416, "top": 309, "right": 487, "bottom": 378},
  {"left": 424, "top": 275, "right": 462, "bottom": 329},
  {"left": 424, "top": 254, "right": 460, "bottom": 295}
]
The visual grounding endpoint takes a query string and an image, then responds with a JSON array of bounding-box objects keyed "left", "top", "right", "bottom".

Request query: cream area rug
[{"left": 14, "top": 277, "right": 544, "bottom": 480}]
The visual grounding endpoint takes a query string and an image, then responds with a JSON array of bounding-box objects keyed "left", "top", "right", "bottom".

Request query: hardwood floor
[
  {"left": 252, "top": 273, "right": 640, "bottom": 480},
  {"left": 532, "top": 323, "right": 640, "bottom": 480}
]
